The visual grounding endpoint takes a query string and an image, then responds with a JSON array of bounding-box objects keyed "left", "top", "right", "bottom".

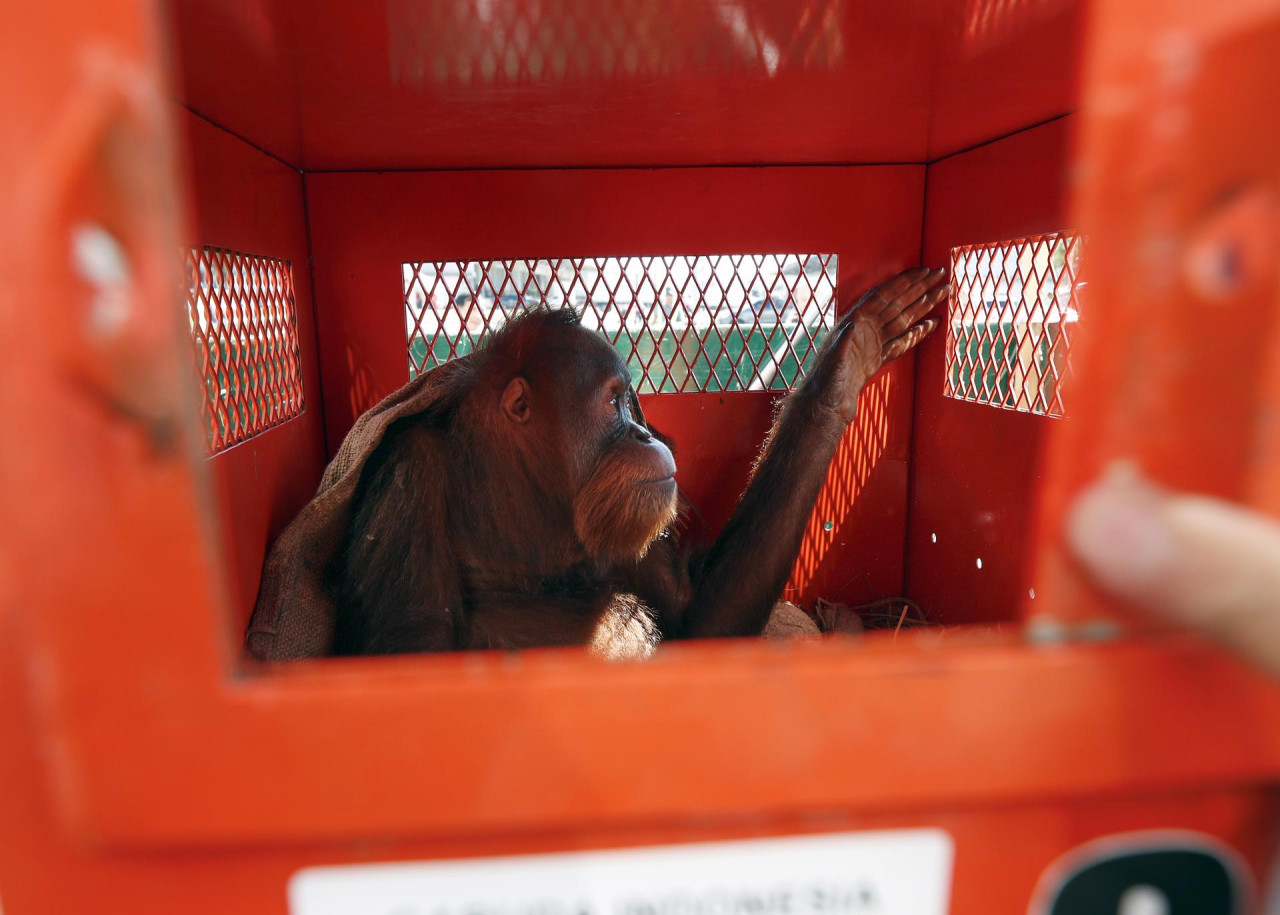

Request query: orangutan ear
[{"left": 500, "top": 377, "right": 532, "bottom": 424}]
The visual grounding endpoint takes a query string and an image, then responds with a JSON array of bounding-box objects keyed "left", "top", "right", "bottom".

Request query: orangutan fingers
[{"left": 882, "top": 318, "right": 939, "bottom": 362}]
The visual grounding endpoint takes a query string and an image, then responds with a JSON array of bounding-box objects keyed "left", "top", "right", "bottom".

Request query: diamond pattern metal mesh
[
  {"left": 404, "top": 254, "right": 838, "bottom": 393},
  {"left": 388, "top": 0, "right": 845, "bottom": 86},
  {"left": 184, "top": 247, "right": 305, "bottom": 453},
  {"left": 945, "top": 233, "right": 1082, "bottom": 417}
]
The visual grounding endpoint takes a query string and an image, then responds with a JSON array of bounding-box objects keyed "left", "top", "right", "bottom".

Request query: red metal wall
[
  {"left": 179, "top": 109, "right": 327, "bottom": 631},
  {"left": 165, "top": 0, "right": 304, "bottom": 168},
  {"left": 905, "top": 116, "right": 1078, "bottom": 625},
  {"left": 163, "top": 0, "right": 1085, "bottom": 170},
  {"left": 305, "top": 166, "right": 924, "bottom": 605},
  {"left": 927, "top": 3, "right": 1083, "bottom": 159},
  {"left": 0, "top": 758, "right": 1272, "bottom": 915}
]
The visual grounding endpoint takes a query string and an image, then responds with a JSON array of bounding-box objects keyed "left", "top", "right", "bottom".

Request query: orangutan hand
[{"left": 803, "top": 267, "right": 949, "bottom": 425}]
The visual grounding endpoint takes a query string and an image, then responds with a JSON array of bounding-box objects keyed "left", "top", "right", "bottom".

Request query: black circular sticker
[{"left": 1031, "top": 832, "right": 1251, "bottom": 915}]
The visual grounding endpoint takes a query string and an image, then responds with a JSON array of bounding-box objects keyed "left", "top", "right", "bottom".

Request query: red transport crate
[{"left": 1, "top": 0, "right": 1278, "bottom": 912}]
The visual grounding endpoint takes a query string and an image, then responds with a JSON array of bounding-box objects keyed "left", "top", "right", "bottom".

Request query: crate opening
[{"left": 161, "top": 0, "right": 1084, "bottom": 662}]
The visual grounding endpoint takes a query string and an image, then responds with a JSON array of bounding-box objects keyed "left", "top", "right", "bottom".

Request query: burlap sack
[
  {"left": 245, "top": 359, "right": 471, "bottom": 660},
  {"left": 762, "top": 600, "right": 822, "bottom": 640}
]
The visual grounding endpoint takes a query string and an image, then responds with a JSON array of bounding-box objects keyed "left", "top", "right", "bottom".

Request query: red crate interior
[{"left": 165, "top": 0, "right": 1085, "bottom": 639}]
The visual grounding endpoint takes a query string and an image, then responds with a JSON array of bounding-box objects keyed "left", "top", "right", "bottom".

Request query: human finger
[{"left": 1066, "top": 465, "right": 1280, "bottom": 676}]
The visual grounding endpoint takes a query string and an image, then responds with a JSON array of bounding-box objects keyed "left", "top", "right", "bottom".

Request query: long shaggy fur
[{"left": 574, "top": 452, "right": 679, "bottom": 561}]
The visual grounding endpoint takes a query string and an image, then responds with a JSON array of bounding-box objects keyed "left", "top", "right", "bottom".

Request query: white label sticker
[{"left": 289, "top": 828, "right": 953, "bottom": 915}]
